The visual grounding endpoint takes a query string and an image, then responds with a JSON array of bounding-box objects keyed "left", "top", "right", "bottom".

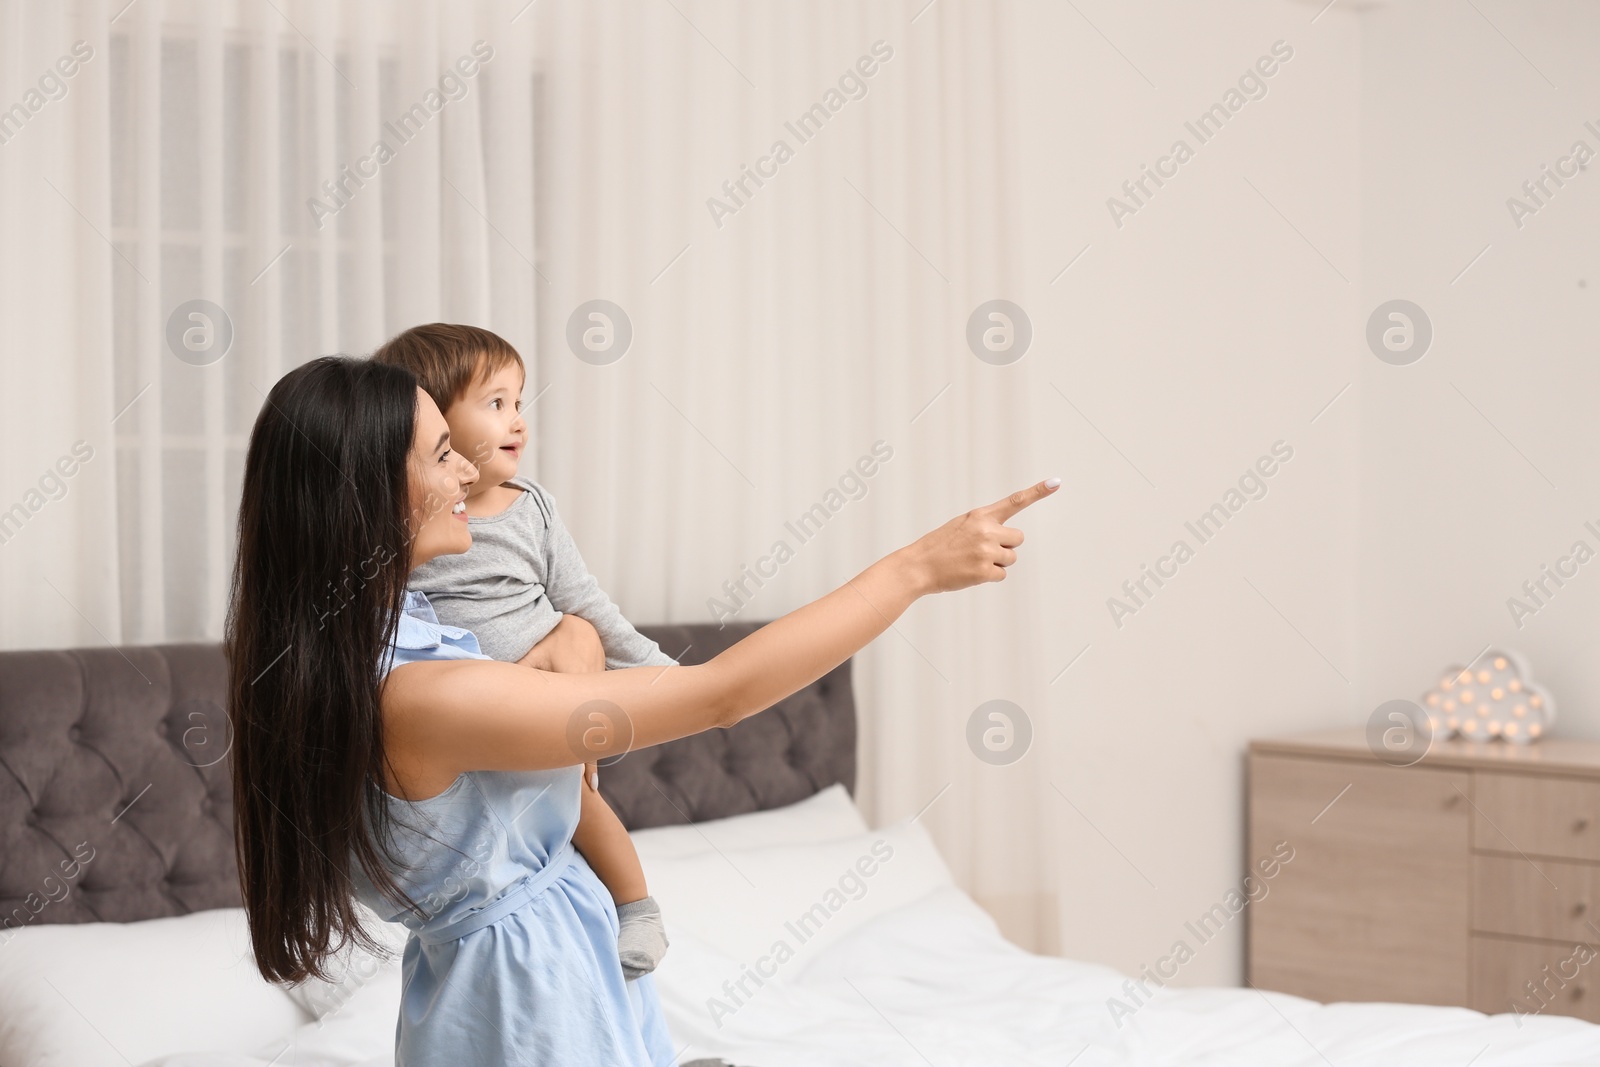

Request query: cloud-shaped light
[{"left": 1421, "top": 649, "right": 1556, "bottom": 746}]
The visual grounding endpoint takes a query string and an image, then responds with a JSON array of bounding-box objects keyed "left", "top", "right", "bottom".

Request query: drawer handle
[{"left": 1575, "top": 817, "right": 1592, "bottom": 834}]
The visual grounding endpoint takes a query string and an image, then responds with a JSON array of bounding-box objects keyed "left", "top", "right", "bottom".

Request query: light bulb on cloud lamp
[{"left": 1420, "top": 649, "right": 1555, "bottom": 746}]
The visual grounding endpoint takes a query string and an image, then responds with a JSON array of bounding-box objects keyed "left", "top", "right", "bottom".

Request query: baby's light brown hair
[{"left": 371, "top": 323, "right": 524, "bottom": 414}]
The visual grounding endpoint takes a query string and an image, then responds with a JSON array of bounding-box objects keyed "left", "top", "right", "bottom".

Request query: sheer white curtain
[
  {"left": 2, "top": 0, "right": 1059, "bottom": 952},
  {"left": 527, "top": 0, "right": 1056, "bottom": 950},
  {"left": 0, "top": 0, "right": 536, "bottom": 646},
  {"left": 0, "top": 0, "right": 119, "bottom": 651}
]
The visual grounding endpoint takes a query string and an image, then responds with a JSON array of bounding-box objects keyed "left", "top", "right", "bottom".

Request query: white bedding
[
  {"left": 5, "top": 783, "right": 1599, "bottom": 1067},
  {"left": 134, "top": 886, "right": 1600, "bottom": 1067},
  {"left": 662, "top": 884, "right": 1600, "bottom": 1066}
]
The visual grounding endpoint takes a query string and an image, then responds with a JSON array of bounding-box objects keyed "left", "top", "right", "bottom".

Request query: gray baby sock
[{"left": 616, "top": 895, "right": 669, "bottom": 980}]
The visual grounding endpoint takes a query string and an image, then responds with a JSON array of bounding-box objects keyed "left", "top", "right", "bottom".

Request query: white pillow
[
  {"left": 0, "top": 907, "right": 306, "bottom": 1067},
  {"left": 141, "top": 959, "right": 401, "bottom": 1066},
  {"left": 261, "top": 953, "right": 402, "bottom": 1065},
  {"left": 141, "top": 932, "right": 403, "bottom": 1066},
  {"left": 281, "top": 901, "right": 409, "bottom": 1020},
  {"left": 629, "top": 782, "right": 869, "bottom": 860},
  {"left": 640, "top": 817, "right": 955, "bottom": 981}
]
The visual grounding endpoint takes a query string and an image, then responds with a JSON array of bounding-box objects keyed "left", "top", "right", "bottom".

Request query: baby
[{"left": 373, "top": 322, "right": 671, "bottom": 981}]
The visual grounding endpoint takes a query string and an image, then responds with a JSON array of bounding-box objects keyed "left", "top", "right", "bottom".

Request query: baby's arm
[{"left": 527, "top": 482, "right": 678, "bottom": 670}]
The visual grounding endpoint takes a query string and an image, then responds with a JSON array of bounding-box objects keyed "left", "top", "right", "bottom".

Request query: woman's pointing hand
[{"left": 900, "top": 477, "right": 1060, "bottom": 595}]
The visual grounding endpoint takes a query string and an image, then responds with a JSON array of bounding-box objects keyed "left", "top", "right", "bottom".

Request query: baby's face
[{"left": 445, "top": 358, "right": 527, "bottom": 495}]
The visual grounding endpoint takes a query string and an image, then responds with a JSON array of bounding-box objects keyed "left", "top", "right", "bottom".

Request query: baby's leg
[
  {"left": 571, "top": 768, "right": 647, "bottom": 903},
  {"left": 570, "top": 766, "right": 669, "bottom": 979},
  {"left": 523, "top": 615, "right": 669, "bottom": 977}
]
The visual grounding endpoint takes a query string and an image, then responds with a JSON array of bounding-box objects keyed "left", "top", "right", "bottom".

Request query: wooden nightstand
[{"left": 1247, "top": 728, "right": 1600, "bottom": 1022}]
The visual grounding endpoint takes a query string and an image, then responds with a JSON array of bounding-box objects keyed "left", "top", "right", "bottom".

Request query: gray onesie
[{"left": 408, "top": 476, "right": 676, "bottom": 669}]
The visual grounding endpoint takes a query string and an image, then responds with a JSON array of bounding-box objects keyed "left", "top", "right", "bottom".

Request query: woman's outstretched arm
[{"left": 380, "top": 479, "right": 1057, "bottom": 794}]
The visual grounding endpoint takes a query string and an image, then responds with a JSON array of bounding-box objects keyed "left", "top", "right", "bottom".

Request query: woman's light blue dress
[{"left": 349, "top": 590, "right": 679, "bottom": 1066}]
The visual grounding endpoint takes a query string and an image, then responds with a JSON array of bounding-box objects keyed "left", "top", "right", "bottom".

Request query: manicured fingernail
[{"left": 1044, "top": 476, "right": 1061, "bottom": 489}]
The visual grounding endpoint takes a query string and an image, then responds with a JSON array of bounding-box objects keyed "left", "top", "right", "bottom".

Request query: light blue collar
[{"left": 393, "top": 590, "right": 477, "bottom": 651}]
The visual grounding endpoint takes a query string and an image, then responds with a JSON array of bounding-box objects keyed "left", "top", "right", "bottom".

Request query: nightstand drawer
[
  {"left": 1469, "top": 934, "right": 1600, "bottom": 1023},
  {"left": 1471, "top": 854, "right": 1600, "bottom": 943},
  {"left": 1473, "top": 773, "right": 1600, "bottom": 861},
  {"left": 1248, "top": 754, "right": 1469, "bottom": 1005}
]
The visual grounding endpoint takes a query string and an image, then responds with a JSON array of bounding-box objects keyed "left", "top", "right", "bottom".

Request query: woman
[{"left": 226, "top": 355, "right": 1056, "bottom": 1065}]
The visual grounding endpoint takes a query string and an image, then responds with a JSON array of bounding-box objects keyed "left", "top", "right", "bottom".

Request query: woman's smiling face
[{"left": 408, "top": 386, "right": 479, "bottom": 568}]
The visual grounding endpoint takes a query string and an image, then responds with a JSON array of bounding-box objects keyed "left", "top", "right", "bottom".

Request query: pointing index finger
[{"left": 984, "top": 477, "right": 1061, "bottom": 522}]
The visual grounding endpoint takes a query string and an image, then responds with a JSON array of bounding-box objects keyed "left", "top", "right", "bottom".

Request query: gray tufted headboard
[{"left": 0, "top": 621, "right": 855, "bottom": 931}]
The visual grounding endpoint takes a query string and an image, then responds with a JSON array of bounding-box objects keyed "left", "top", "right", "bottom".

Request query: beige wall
[
  {"left": 1013, "top": 0, "right": 1362, "bottom": 985},
  {"left": 1012, "top": 0, "right": 1598, "bottom": 989},
  {"left": 1359, "top": 1, "right": 1600, "bottom": 749}
]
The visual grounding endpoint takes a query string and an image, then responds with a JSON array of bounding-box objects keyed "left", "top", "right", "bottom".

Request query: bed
[{"left": 3, "top": 625, "right": 1600, "bottom": 1067}]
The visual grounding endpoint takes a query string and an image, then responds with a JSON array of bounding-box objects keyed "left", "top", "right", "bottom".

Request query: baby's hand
[{"left": 517, "top": 614, "right": 606, "bottom": 674}]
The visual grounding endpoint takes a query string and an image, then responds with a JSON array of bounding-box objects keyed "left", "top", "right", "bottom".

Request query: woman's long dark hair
[{"left": 226, "top": 355, "right": 424, "bottom": 984}]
